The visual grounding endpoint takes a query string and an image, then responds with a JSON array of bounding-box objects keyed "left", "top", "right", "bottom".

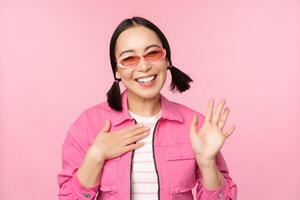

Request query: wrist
[
  {"left": 86, "top": 145, "right": 106, "bottom": 164},
  {"left": 196, "top": 155, "right": 216, "bottom": 168}
]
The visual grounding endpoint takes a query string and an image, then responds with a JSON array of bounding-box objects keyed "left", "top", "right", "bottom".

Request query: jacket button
[
  {"left": 218, "top": 192, "right": 223, "bottom": 199},
  {"left": 84, "top": 193, "right": 91, "bottom": 198}
]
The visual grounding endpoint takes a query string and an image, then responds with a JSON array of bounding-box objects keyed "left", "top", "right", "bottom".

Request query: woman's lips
[{"left": 135, "top": 75, "right": 157, "bottom": 88}]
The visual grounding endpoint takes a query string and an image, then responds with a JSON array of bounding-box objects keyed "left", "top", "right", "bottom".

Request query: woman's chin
[{"left": 128, "top": 87, "right": 161, "bottom": 100}]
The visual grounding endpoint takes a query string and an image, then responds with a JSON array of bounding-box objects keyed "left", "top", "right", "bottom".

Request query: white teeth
[{"left": 136, "top": 75, "right": 156, "bottom": 83}]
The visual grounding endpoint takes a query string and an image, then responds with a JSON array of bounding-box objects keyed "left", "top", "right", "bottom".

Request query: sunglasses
[{"left": 117, "top": 47, "right": 167, "bottom": 69}]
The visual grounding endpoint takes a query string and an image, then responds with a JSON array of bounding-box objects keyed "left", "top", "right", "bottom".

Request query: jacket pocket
[{"left": 165, "top": 144, "right": 197, "bottom": 195}]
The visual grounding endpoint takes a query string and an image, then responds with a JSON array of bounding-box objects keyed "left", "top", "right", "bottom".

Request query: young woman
[{"left": 57, "top": 16, "right": 237, "bottom": 200}]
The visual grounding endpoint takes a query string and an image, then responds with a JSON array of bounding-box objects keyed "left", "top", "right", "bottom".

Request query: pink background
[{"left": 1, "top": 0, "right": 300, "bottom": 199}]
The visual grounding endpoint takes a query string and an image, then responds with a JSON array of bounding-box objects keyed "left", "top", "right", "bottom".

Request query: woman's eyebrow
[{"left": 119, "top": 44, "right": 161, "bottom": 57}]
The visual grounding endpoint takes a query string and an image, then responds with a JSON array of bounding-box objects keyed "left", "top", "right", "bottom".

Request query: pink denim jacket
[{"left": 57, "top": 89, "right": 237, "bottom": 200}]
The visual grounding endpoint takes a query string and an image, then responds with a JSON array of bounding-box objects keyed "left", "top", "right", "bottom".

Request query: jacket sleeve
[
  {"left": 57, "top": 121, "right": 100, "bottom": 200},
  {"left": 195, "top": 151, "right": 237, "bottom": 200}
]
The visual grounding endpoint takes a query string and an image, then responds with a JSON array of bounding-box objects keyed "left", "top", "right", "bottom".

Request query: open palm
[{"left": 190, "top": 98, "right": 236, "bottom": 160}]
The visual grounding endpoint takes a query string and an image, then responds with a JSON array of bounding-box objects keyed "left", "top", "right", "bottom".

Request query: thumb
[
  {"left": 101, "top": 119, "right": 111, "bottom": 133},
  {"left": 190, "top": 114, "right": 198, "bottom": 133}
]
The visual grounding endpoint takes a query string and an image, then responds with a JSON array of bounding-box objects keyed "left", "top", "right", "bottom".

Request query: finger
[
  {"left": 132, "top": 131, "right": 150, "bottom": 143},
  {"left": 123, "top": 130, "right": 150, "bottom": 145},
  {"left": 224, "top": 125, "right": 236, "bottom": 139},
  {"left": 205, "top": 98, "right": 215, "bottom": 123},
  {"left": 190, "top": 114, "right": 199, "bottom": 133},
  {"left": 211, "top": 99, "right": 226, "bottom": 125},
  {"left": 116, "top": 124, "right": 145, "bottom": 135},
  {"left": 123, "top": 142, "right": 145, "bottom": 153},
  {"left": 101, "top": 119, "right": 111, "bottom": 133},
  {"left": 218, "top": 107, "right": 229, "bottom": 130},
  {"left": 125, "top": 126, "right": 150, "bottom": 138}
]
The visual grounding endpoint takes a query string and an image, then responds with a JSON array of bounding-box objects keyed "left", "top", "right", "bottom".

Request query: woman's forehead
[{"left": 115, "top": 26, "right": 162, "bottom": 55}]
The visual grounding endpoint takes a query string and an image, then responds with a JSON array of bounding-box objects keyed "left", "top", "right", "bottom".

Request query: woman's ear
[
  {"left": 115, "top": 71, "right": 121, "bottom": 80},
  {"left": 166, "top": 58, "right": 171, "bottom": 68}
]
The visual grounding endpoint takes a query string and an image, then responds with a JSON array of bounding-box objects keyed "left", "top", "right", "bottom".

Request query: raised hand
[{"left": 190, "top": 98, "right": 236, "bottom": 162}]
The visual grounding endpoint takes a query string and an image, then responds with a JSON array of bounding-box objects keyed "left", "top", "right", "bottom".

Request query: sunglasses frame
[{"left": 116, "top": 47, "right": 167, "bottom": 69}]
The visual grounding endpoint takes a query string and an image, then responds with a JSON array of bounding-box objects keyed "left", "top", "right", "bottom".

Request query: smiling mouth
[{"left": 135, "top": 75, "right": 157, "bottom": 83}]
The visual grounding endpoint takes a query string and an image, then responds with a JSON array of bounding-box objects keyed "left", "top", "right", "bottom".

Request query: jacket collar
[{"left": 110, "top": 89, "right": 184, "bottom": 126}]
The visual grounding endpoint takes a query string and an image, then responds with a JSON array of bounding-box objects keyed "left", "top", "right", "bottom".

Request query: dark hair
[{"left": 106, "top": 16, "right": 193, "bottom": 111}]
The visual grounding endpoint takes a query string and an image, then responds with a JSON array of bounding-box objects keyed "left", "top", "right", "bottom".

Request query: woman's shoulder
[
  {"left": 164, "top": 98, "right": 206, "bottom": 129},
  {"left": 167, "top": 98, "right": 205, "bottom": 118}
]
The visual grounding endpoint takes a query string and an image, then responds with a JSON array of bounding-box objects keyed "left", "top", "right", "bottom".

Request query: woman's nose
[{"left": 136, "top": 57, "right": 151, "bottom": 71}]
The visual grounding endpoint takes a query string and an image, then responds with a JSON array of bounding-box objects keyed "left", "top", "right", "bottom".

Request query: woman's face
[{"left": 115, "top": 25, "right": 170, "bottom": 101}]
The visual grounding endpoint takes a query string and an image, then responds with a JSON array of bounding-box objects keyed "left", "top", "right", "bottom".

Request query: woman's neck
[{"left": 127, "top": 91, "right": 161, "bottom": 117}]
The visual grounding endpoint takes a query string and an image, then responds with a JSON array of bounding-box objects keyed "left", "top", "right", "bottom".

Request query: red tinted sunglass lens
[
  {"left": 120, "top": 56, "right": 140, "bottom": 67},
  {"left": 144, "top": 49, "right": 165, "bottom": 61}
]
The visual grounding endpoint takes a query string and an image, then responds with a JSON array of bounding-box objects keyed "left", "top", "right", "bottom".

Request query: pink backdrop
[{"left": 1, "top": 0, "right": 299, "bottom": 199}]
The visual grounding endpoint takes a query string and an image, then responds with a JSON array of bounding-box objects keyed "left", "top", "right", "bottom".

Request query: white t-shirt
[{"left": 128, "top": 109, "right": 162, "bottom": 200}]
